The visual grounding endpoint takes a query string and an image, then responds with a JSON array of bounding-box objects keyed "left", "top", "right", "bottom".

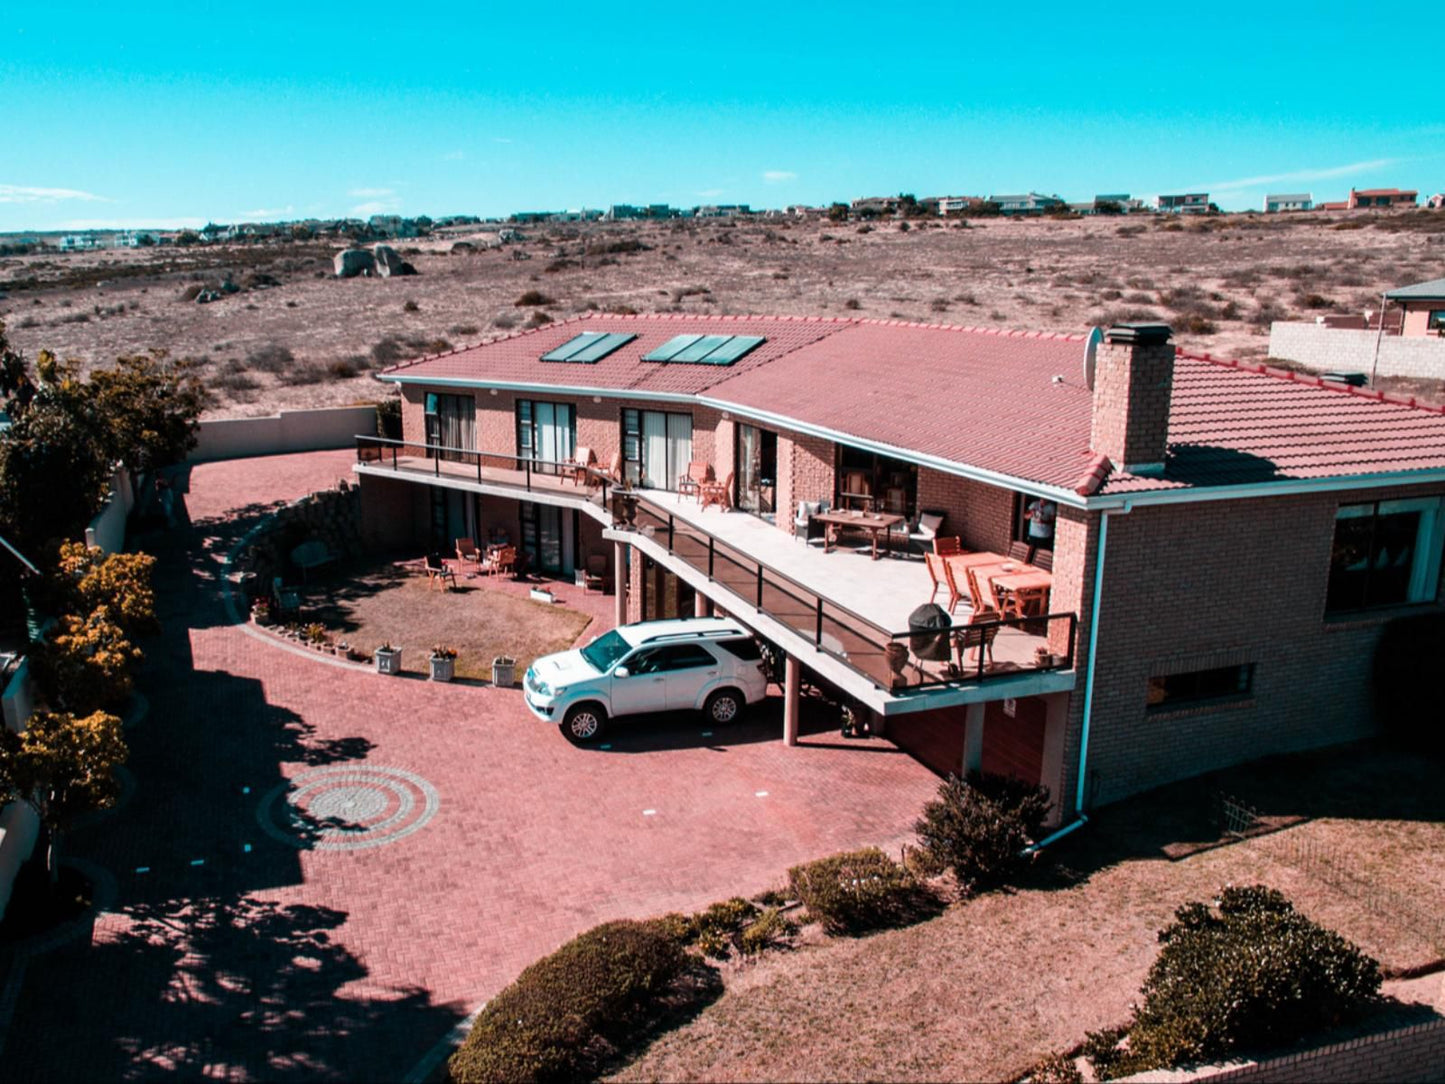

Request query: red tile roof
[{"left": 381, "top": 315, "right": 1445, "bottom": 499}]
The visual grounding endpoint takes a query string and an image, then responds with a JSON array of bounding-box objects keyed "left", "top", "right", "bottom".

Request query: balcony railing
[
  {"left": 355, "top": 436, "right": 615, "bottom": 509},
  {"left": 627, "top": 496, "right": 1076, "bottom": 694}
]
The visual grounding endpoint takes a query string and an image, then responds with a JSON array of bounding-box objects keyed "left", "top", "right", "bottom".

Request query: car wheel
[
  {"left": 562, "top": 703, "right": 608, "bottom": 744},
  {"left": 704, "top": 688, "right": 744, "bottom": 725}
]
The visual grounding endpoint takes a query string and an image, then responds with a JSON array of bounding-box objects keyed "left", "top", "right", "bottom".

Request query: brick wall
[
  {"left": 358, "top": 474, "right": 426, "bottom": 552},
  {"left": 780, "top": 433, "right": 835, "bottom": 526},
  {"left": 1268, "top": 322, "right": 1445, "bottom": 380},
  {"left": 1078, "top": 485, "right": 1445, "bottom": 807},
  {"left": 1122, "top": 1016, "right": 1445, "bottom": 1083},
  {"left": 916, "top": 468, "right": 1018, "bottom": 552}
]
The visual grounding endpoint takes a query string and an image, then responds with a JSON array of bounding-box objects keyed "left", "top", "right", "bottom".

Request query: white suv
[{"left": 524, "top": 618, "right": 770, "bottom": 744}]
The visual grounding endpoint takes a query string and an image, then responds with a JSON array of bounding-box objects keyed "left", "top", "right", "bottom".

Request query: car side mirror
[{"left": 613, "top": 666, "right": 631, "bottom": 679}]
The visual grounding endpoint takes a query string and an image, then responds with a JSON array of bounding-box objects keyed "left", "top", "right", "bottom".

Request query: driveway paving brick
[{"left": 0, "top": 449, "right": 939, "bottom": 1081}]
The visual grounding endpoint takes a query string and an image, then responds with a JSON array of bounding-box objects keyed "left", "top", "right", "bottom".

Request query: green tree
[
  {"left": 827, "top": 202, "right": 850, "bottom": 222},
  {"left": 0, "top": 708, "right": 127, "bottom": 879},
  {"left": 32, "top": 605, "right": 142, "bottom": 714},
  {"left": 52, "top": 542, "right": 158, "bottom": 636},
  {"left": 174, "top": 229, "right": 201, "bottom": 246},
  {"left": 90, "top": 351, "right": 207, "bottom": 475}
]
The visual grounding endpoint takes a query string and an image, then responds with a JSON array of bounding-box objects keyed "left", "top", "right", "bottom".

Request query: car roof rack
[{"left": 639, "top": 627, "right": 742, "bottom": 645}]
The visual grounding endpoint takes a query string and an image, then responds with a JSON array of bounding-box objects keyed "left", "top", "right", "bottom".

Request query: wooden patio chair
[
  {"left": 482, "top": 544, "right": 516, "bottom": 577},
  {"left": 455, "top": 537, "right": 482, "bottom": 573},
  {"left": 926, "top": 553, "right": 964, "bottom": 613},
  {"left": 677, "top": 461, "right": 713, "bottom": 501},
  {"left": 565, "top": 446, "right": 596, "bottom": 486},
  {"left": 424, "top": 552, "right": 458, "bottom": 591},
  {"left": 583, "top": 552, "right": 607, "bottom": 592},
  {"left": 955, "top": 608, "right": 1001, "bottom": 667},
  {"left": 933, "top": 535, "right": 963, "bottom": 556},
  {"left": 698, "top": 471, "right": 734, "bottom": 512}
]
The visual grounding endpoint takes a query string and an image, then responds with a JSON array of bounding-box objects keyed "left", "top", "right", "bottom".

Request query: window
[
  {"left": 622, "top": 408, "right": 692, "bottom": 489},
  {"left": 1327, "top": 498, "right": 1444, "bottom": 612},
  {"left": 540, "top": 331, "right": 635, "bottom": 363},
  {"left": 716, "top": 638, "right": 762, "bottom": 662},
  {"left": 1427, "top": 310, "right": 1445, "bottom": 332},
  {"left": 516, "top": 399, "right": 576, "bottom": 472},
  {"left": 424, "top": 392, "right": 475, "bottom": 461},
  {"left": 653, "top": 644, "right": 717, "bottom": 671},
  {"left": 1147, "top": 664, "right": 1254, "bottom": 712}
]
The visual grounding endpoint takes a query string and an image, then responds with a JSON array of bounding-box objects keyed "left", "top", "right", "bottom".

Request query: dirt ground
[
  {"left": 610, "top": 742, "right": 1445, "bottom": 1083},
  {"left": 3, "top": 210, "right": 1443, "bottom": 419},
  {"left": 300, "top": 560, "right": 593, "bottom": 680}
]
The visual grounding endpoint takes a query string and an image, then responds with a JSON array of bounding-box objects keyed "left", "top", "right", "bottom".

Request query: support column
[
  {"left": 693, "top": 592, "right": 711, "bottom": 618},
  {"left": 962, "top": 702, "right": 985, "bottom": 775},
  {"left": 613, "top": 541, "right": 627, "bottom": 628},
  {"left": 783, "top": 656, "right": 801, "bottom": 747}
]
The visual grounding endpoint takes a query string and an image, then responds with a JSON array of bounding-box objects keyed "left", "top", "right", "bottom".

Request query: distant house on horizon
[
  {"left": 1347, "top": 187, "right": 1417, "bottom": 209},
  {"left": 988, "top": 192, "right": 1065, "bottom": 215},
  {"left": 1264, "top": 193, "right": 1312, "bottom": 213},
  {"left": 1155, "top": 192, "right": 1209, "bottom": 214}
]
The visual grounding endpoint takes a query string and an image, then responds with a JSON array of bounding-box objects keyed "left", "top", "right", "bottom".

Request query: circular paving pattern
[{"left": 257, "top": 765, "right": 440, "bottom": 851}]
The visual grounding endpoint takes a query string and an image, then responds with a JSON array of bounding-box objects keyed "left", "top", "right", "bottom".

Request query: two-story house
[{"left": 353, "top": 315, "right": 1445, "bottom": 823}]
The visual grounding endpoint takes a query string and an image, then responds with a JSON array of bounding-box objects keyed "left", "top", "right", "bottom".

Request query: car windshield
[{"left": 580, "top": 629, "right": 631, "bottom": 673}]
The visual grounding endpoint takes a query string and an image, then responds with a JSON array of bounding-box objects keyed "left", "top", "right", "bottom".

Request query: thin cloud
[
  {"left": 442, "top": 150, "right": 467, "bottom": 161},
  {"left": 763, "top": 170, "right": 797, "bottom": 184},
  {"left": 60, "top": 217, "right": 206, "bottom": 230},
  {"left": 239, "top": 205, "right": 295, "bottom": 220},
  {"left": 1196, "top": 158, "right": 1399, "bottom": 193},
  {"left": 348, "top": 186, "right": 395, "bottom": 198},
  {"left": 0, "top": 183, "right": 110, "bottom": 204},
  {"left": 351, "top": 199, "right": 401, "bottom": 216}
]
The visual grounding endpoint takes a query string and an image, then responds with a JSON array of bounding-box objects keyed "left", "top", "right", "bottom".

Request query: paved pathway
[{"left": 1, "top": 450, "right": 940, "bottom": 1081}]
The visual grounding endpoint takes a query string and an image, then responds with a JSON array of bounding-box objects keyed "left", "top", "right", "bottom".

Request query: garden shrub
[
  {"left": 913, "top": 772, "right": 1051, "bottom": 895},
  {"left": 1090, "top": 885, "right": 1381, "bottom": 1078},
  {"left": 1022, "top": 1052, "right": 1084, "bottom": 1083},
  {"left": 447, "top": 918, "right": 686, "bottom": 1083},
  {"left": 33, "top": 606, "right": 141, "bottom": 714},
  {"left": 788, "top": 847, "right": 931, "bottom": 935},
  {"left": 52, "top": 543, "right": 157, "bottom": 636},
  {"left": 738, "top": 907, "right": 796, "bottom": 956}
]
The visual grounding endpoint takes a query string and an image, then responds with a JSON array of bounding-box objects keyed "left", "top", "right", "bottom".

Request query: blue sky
[{"left": 0, "top": 0, "right": 1437, "bottom": 230}]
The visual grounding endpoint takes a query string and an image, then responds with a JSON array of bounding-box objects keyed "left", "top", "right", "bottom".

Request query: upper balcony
[{"left": 354, "top": 435, "right": 1078, "bottom": 705}]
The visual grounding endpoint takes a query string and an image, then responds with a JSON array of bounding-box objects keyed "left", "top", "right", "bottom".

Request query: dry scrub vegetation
[{"left": 2, "top": 210, "right": 1443, "bottom": 419}]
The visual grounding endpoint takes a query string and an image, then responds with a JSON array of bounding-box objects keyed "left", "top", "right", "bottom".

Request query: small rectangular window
[
  {"left": 1147, "top": 664, "right": 1255, "bottom": 712},
  {"left": 1428, "top": 310, "right": 1445, "bottom": 331}
]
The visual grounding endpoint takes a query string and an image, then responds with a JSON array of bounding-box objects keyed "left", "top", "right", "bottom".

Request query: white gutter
[
  {"left": 1087, "top": 467, "right": 1445, "bottom": 510},
  {"left": 1075, "top": 501, "right": 1129, "bottom": 814}
]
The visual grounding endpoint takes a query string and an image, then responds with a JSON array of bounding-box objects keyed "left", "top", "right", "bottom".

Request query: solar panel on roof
[
  {"left": 642, "top": 334, "right": 704, "bottom": 362},
  {"left": 567, "top": 332, "right": 636, "bottom": 362},
  {"left": 699, "top": 335, "right": 764, "bottom": 364},
  {"left": 642, "top": 333, "right": 768, "bottom": 365},
  {"left": 541, "top": 331, "right": 633, "bottom": 363}
]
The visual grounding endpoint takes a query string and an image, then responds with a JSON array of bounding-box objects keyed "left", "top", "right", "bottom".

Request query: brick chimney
[{"left": 1090, "top": 324, "right": 1175, "bottom": 476}]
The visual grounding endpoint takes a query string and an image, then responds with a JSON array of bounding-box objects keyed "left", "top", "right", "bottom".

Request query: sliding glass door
[
  {"left": 736, "top": 424, "right": 777, "bottom": 516},
  {"left": 517, "top": 400, "right": 576, "bottom": 474},
  {"left": 623, "top": 409, "right": 692, "bottom": 490}
]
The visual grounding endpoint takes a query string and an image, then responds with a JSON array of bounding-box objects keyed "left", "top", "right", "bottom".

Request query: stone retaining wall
[{"left": 233, "top": 483, "right": 364, "bottom": 600}]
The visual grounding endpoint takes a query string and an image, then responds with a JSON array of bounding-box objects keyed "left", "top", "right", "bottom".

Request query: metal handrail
[{"left": 355, "top": 435, "right": 615, "bottom": 503}]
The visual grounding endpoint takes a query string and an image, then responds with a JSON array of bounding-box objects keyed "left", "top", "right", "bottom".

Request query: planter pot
[
  {"left": 374, "top": 647, "right": 402, "bottom": 676},
  {"left": 251, "top": 607, "right": 274, "bottom": 626},
  {"left": 610, "top": 492, "right": 638, "bottom": 528},
  {"left": 529, "top": 587, "right": 555, "bottom": 604},
  {"left": 429, "top": 655, "right": 455, "bottom": 683},
  {"left": 492, "top": 656, "right": 516, "bottom": 687}
]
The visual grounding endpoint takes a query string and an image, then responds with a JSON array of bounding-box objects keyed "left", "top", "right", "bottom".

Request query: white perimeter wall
[
  {"left": 1268, "top": 323, "right": 1445, "bottom": 381},
  {"left": 190, "top": 405, "right": 378, "bottom": 462},
  {"left": 85, "top": 467, "right": 135, "bottom": 555}
]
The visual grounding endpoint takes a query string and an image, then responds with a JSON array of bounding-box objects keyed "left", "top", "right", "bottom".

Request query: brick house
[
  {"left": 354, "top": 315, "right": 1445, "bottom": 822},
  {"left": 1385, "top": 277, "right": 1445, "bottom": 338}
]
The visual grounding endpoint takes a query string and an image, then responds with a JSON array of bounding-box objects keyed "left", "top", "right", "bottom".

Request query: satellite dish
[{"left": 1082, "top": 326, "right": 1104, "bottom": 390}]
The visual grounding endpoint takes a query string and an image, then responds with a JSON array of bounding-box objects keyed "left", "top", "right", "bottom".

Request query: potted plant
[
  {"left": 430, "top": 645, "right": 457, "bottom": 683},
  {"left": 610, "top": 481, "right": 638, "bottom": 528},
  {"left": 492, "top": 655, "right": 516, "bottom": 687},
  {"left": 250, "top": 597, "right": 274, "bottom": 626},
  {"left": 374, "top": 642, "right": 402, "bottom": 676},
  {"left": 1033, "top": 645, "right": 1053, "bottom": 668},
  {"left": 305, "top": 623, "right": 329, "bottom": 650}
]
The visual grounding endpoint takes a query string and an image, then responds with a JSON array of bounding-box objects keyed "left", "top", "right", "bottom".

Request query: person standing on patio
[{"left": 1024, "top": 498, "right": 1055, "bottom": 561}]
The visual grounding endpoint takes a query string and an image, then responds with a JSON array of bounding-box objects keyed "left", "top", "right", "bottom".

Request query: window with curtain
[
  {"left": 516, "top": 400, "right": 576, "bottom": 474},
  {"left": 426, "top": 393, "right": 475, "bottom": 461},
  {"left": 623, "top": 409, "right": 692, "bottom": 489}
]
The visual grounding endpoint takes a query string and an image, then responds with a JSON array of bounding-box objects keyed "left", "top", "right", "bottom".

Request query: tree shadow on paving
[
  {"left": 3, "top": 895, "right": 466, "bottom": 1082},
  {"left": 1027, "top": 740, "right": 1445, "bottom": 892},
  {"left": 300, "top": 563, "right": 414, "bottom": 636}
]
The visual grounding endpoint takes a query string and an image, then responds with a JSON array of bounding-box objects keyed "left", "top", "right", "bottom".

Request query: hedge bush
[
  {"left": 1092, "top": 885, "right": 1381, "bottom": 1078},
  {"left": 913, "top": 772, "right": 1051, "bottom": 895},
  {"left": 32, "top": 605, "right": 141, "bottom": 714},
  {"left": 447, "top": 919, "right": 686, "bottom": 1083},
  {"left": 788, "top": 848, "right": 932, "bottom": 935}
]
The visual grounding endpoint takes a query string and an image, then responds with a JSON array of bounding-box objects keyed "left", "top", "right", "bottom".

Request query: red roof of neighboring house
[
  {"left": 381, "top": 314, "right": 1445, "bottom": 498},
  {"left": 1352, "top": 188, "right": 1417, "bottom": 198}
]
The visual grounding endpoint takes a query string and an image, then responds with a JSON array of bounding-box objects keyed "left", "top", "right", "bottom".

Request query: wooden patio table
[
  {"left": 813, "top": 509, "right": 906, "bottom": 560},
  {"left": 990, "top": 568, "right": 1053, "bottom": 616}
]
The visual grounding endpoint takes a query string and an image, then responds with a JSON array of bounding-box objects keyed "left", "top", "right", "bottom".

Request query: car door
[
  {"left": 658, "top": 643, "right": 721, "bottom": 711},
  {"left": 608, "top": 647, "right": 671, "bottom": 718}
]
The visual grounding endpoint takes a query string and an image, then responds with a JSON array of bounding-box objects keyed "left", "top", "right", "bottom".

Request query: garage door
[
  {"left": 981, "top": 697, "right": 1047, "bottom": 785},
  {"left": 887, "top": 706, "right": 966, "bottom": 778}
]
